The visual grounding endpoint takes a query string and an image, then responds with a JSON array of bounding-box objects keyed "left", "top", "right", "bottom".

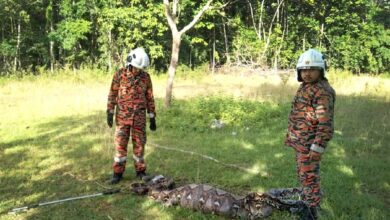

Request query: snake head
[{"left": 130, "top": 182, "right": 149, "bottom": 195}]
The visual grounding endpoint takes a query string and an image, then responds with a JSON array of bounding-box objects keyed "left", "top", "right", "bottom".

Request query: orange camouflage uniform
[
  {"left": 285, "top": 79, "right": 335, "bottom": 207},
  {"left": 107, "top": 67, "right": 156, "bottom": 174}
]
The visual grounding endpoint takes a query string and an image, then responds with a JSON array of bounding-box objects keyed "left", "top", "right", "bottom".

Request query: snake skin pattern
[{"left": 130, "top": 175, "right": 305, "bottom": 219}]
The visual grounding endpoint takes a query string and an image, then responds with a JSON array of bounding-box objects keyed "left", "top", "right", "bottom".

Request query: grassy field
[{"left": 0, "top": 68, "right": 389, "bottom": 220}]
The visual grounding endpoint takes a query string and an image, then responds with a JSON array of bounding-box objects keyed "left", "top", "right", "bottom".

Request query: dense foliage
[{"left": 0, "top": 0, "right": 388, "bottom": 74}]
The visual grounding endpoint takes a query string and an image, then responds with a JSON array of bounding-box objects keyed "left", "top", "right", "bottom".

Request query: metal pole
[{"left": 9, "top": 189, "right": 120, "bottom": 214}]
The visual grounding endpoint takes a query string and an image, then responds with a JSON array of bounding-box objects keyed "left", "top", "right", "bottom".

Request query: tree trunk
[
  {"left": 163, "top": 0, "right": 213, "bottom": 107},
  {"left": 212, "top": 23, "right": 216, "bottom": 75},
  {"left": 189, "top": 46, "right": 192, "bottom": 68},
  {"left": 107, "top": 29, "right": 112, "bottom": 72},
  {"left": 165, "top": 33, "right": 181, "bottom": 107},
  {"left": 14, "top": 17, "right": 21, "bottom": 72},
  {"left": 319, "top": 23, "right": 324, "bottom": 48},
  {"left": 50, "top": 19, "right": 55, "bottom": 73},
  {"left": 222, "top": 17, "right": 230, "bottom": 64},
  {"left": 273, "top": 56, "right": 278, "bottom": 70},
  {"left": 10, "top": 17, "right": 14, "bottom": 34},
  {"left": 1, "top": 24, "right": 5, "bottom": 70},
  {"left": 276, "top": 0, "right": 280, "bottom": 23},
  {"left": 274, "top": 15, "right": 286, "bottom": 70},
  {"left": 247, "top": 0, "right": 259, "bottom": 39},
  {"left": 262, "top": 0, "right": 284, "bottom": 59},
  {"left": 58, "top": 47, "right": 62, "bottom": 66},
  {"left": 73, "top": 46, "right": 77, "bottom": 74},
  {"left": 90, "top": 5, "right": 96, "bottom": 64},
  {"left": 258, "top": 0, "right": 265, "bottom": 41}
]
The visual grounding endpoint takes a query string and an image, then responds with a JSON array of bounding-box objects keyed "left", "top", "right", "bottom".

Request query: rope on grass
[{"left": 147, "top": 142, "right": 260, "bottom": 175}]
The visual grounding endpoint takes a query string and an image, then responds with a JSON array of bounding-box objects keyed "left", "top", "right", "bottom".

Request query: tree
[
  {"left": 0, "top": 0, "right": 388, "bottom": 75},
  {"left": 97, "top": 1, "right": 167, "bottom": 72},
  {"left": 55, "top": 0, "right": 92, "bottom": 71},
  {"left": 163, "top": 0, "right": 213, "bottom": 107}
]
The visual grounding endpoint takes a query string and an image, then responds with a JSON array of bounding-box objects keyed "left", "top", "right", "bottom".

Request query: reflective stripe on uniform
[
  {"left": 133, "top": 154, "right": 144, "bottom": 163},
  {"left": 114, "top": 156, "right": 127, "bottom": 163},
  {"left": 310, "top": 144, "right": 325, "bottom": 153},
  {"left": 116, "top": 130, "right": 127, "bottom": 136}
]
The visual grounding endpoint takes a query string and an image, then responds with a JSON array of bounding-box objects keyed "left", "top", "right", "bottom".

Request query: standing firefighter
[
  {"left": 285, "top": 49, "right": 335, "bottom": 220},
  {"left": 106, "top": 48, "right": 156, "bottom": 184}
]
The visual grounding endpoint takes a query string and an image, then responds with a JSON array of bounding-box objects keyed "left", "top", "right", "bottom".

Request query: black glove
[
  {"left": 149, "top": 117, "right": 156, "bottom": 131},
  {"left": 107, "top": 111, "right": 114, "bottom": 128}
]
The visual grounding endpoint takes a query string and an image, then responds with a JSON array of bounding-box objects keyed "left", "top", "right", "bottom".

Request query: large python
[{"left": 130, "top": 175, "right": 305, "bottom": 219}]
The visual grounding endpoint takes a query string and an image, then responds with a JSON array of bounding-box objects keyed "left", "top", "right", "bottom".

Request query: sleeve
[
  {"left": 145, "top": 73, "right": 156, "bottom": 117},
  {"left": 107, "top": 70, "right": 120, "bottom": 113},
  {"left": 311, "top": 89, "right": 335, "bottom": 153}
]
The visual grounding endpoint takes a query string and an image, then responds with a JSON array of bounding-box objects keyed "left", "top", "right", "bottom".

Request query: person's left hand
[
  {"left": 149, "top": 117, "right": 156, "bottom": 131},
  {"left": 309, "top": 150, "right": 321, "bottom": 161}
]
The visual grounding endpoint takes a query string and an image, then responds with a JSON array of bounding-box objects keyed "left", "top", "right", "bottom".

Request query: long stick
[{"left": 8, "top": 189, "right": 120, "bottom": 214}]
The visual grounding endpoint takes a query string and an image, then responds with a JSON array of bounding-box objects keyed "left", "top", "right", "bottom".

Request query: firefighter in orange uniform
[
  {"left": 106, "top": 48, "right": 156, "bottom": 184},
  {"left": 285, "top": 49, "right": 335, "bottom": 220}
]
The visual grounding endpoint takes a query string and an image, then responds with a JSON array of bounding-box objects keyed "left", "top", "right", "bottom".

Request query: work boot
[
  {"left": 299, "top": 205, "right": 318, "bottom": 220},
  {"left": 136, "top": 170, "right": 147, "bottom": 180},
  {"left": 109, "top": 172, "right": 123, "bottom": 184}
]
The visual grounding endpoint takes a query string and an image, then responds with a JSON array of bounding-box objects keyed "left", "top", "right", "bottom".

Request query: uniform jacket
[
  {"left": 285, "top": 79, "right": 335, "bottom": 153},
  {"left": 107, "top": 67, "right": 156, "bottom": 125}
]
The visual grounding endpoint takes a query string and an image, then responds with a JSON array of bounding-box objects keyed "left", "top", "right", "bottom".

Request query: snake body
[{"left": 131, "top": 175, "right": 304, "bottom": 219}]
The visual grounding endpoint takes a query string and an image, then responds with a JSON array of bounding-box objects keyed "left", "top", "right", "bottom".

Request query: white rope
[{"left": 147, "top": 143, "right": 260, "bottom": 175}]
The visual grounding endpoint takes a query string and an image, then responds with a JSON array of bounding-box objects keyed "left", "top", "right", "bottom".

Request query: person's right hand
[{"left": 107, "top": 111, "right": 114, "bottom": 128}]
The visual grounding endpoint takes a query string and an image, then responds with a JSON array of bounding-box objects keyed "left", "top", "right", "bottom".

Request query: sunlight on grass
[
  {"left": 384, "top": 182, "right": 390, "bottom": 191},
  {"left": 242, "top": 163, "right": 269, "bottom": 178},
  {"left": 25, "top": 192, "right": 45, "bottom": 204},
  {"left": 4, "top": 145, "right": 25, "bottom": 155},
  {"left": 331, "top": 147, "right": 346, "bottom": 158},
  {"left": 274, "top": 153, "right": 284, "bottom": 159},
  {"left": 91, "top": 144, "right": 105, "bottom": 154},
  {"left": 240, "top": 141, "right": 254, "bottom": 150},
  {"left": 337, "top": 165, "right": 355, "bottom": 177},
  {"left": 135, "top": 200, "right": 178, "bottom": 220}
]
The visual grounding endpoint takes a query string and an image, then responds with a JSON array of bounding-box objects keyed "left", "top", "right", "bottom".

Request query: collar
[{"left": 124, "top": 67, "right": 142, "bottom": 76}]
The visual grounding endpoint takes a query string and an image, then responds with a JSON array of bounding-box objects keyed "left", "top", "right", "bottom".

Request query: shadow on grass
[{"left": 0, "top": 92, "right": 389, "bottom": 219}]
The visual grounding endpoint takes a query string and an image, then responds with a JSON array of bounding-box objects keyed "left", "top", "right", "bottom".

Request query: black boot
[
  {"left": 109, "top": 172, "right": 123, "bottom": 184},
  {"left": 136, "top": 171, "right": 147, "bottom": 180},
  {"left": 300, "top": 205, "right": 318, "bottom": 220}
]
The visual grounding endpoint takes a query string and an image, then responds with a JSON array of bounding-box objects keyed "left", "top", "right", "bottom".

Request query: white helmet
[
  {"left": 126, "top": 47, "right": 150, "bottom": 69},
  {"left": 296, "top": 49, "right": 325, "bottom": 70},
  {"left": 296, "top": 49, "right": 326, "bottom": 81}
]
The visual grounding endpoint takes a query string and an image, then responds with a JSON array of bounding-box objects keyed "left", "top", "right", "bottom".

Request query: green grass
[{"left": 0, "top": 69, "right": 389, "bottom": 220}]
